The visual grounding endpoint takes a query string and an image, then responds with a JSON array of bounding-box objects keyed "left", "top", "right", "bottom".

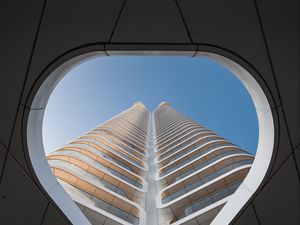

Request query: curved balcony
[
  {"left": 158, "top": 142, "right": 239, "bottom": 177},
  {"left": 74, "top": 137, "right": 146, "bottom": 169},
  {"left": 158, "top": 168, "right": 250, "bottom": 224},
  {"left": 49, "top": 160, "right": 131, "bottom": 200},
  {"left": 156, "top": 118, "right": 190, "bottom": 137},
  {"left": 83, "top": 133, "right": 148, "bottom": 160},
  {"left": 104, "top": 121, "right": 148, "bottom": 143},
  {"left": 61, "top": 143, "right": 139, "bottom": 174},
  {"left": 156, "top": 128, "right": 210, "bottom": 153},
  {"left": 156, "top": 132, "right": 217, "bottom": 159},
  {"left": 156, "top": 138, "right": 231, "bottom": 167},
  {"left": 156, "top": 120, "right": 195, "bottom": 140},
  {"left": 57, "top": 178, "right": 143, "bottom": 225},
  {"left": 156, "top": 124, "right": 203, "bottom": 147},
  {"left": 161, "top": 157, "right": 253, "bottom": 203},
  {"left": 155, "top": 116, "right": 186, "bottom": 134},
  {"left": 157, "top": 149, "right": 249, "bottom": 187},
  {"left": 101, "top": 123, "right": 148, "bottom": 150},
  {"left": 112, "top": 117, "right": 148, "bottom": 137},
  {"left": 102, "top": 122, "right": 147, "bottom": 146},
  {"left": 172, "top": 179, "right": 244, "bottom": 224},
  {"left": 95, "top": 127, "right": 148, "bottom": 154},
  {"left": 48, "top": 150, "right": 145, "bottom": 190}
]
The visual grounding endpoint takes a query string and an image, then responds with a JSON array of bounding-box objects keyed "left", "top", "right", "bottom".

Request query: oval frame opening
[{"left": 26, "top": 49, "right": 274, "bottom": 225}]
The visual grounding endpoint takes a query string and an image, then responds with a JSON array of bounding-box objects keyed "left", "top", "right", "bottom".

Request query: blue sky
[{"left": 43, "top": 56, "right": 258, "bottom": 155}]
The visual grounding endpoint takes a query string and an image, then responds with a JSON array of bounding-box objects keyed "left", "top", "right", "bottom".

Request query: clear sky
[{"left": 43, "top": 56, "right": 258, "bottom": 155}]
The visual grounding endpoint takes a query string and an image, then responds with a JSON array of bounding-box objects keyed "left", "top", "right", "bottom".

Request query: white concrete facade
[{"left": 45, "top": 102, "right": 254, "bottom": 225}]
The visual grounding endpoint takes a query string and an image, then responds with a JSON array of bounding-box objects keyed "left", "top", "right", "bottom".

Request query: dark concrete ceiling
[{"left": 0, "top": 0, "right": 299, "bottom": 224}]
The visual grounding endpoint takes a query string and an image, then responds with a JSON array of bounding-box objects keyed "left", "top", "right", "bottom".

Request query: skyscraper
[{"left": 47, "top": 102, "right": 254, "bottom": 225}]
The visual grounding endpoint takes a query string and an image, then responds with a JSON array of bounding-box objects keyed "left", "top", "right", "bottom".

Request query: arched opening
[{"left": 26, "top": 50, "right": 273, "bottom": 225}]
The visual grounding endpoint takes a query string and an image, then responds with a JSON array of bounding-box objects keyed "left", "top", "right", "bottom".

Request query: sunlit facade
[
  {"left": 154, "top": 102, "right": 254, "bottom": 225},
  {"left": 47, "top": 102, "right": 254, "bottom": 225}
]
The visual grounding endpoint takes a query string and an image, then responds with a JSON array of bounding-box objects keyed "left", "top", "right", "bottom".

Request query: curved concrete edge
[
  {"left": 155, "top": 142, "right": 239, "bottom": 181},
  {"left": 27, "top": 108, "right": 91, "bottom": 225},
  {"left": 157, "top": 155, "right": 253, "bottom": 207},
  {"left": 157, "top": 129, "right": 212, "bottom": 153},
  {"left": 156, "top": 134, "right": 222, "bottom": 162},
  {"left": 156, "top": 121, "right": 198, "bottom": 143},
  {"left": 47, "top": 151, "right": 148, "bottom": 194},
  {"left": 156, "top": 125, "right": 205, "bottom": 149},
  {"left": 201, "top": 52, "right": 274, "bottom": 225},
  {"left": 70, "top": 192, "right": 135, "bottom": 225},
  {"left": 172, "top": 197, "right": 229, "bottom": 225},
  {"left": 26, "top": 49, "right": 274, "bottom": 225},
  {"left": 157, "top": 163, "right": 252, "bottom": 209},
  {"left": 27, "top": 52, "right": 108, "bottom": 225},
  {"left": 78, "top": 133, "right": 148, "bottom": 172}
]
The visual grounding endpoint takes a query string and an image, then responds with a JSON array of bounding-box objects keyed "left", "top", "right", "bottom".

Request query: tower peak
[
  {"left": 157, "top": 101, "right": 170, "bottom": 109},
  {"left": 133, "top": 101, "right": 147, "bottom": 110}
]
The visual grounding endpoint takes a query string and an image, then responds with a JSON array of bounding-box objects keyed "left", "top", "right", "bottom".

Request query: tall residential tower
[{"left": 47, "top": 102, "right": 254, "bottom": 225}]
